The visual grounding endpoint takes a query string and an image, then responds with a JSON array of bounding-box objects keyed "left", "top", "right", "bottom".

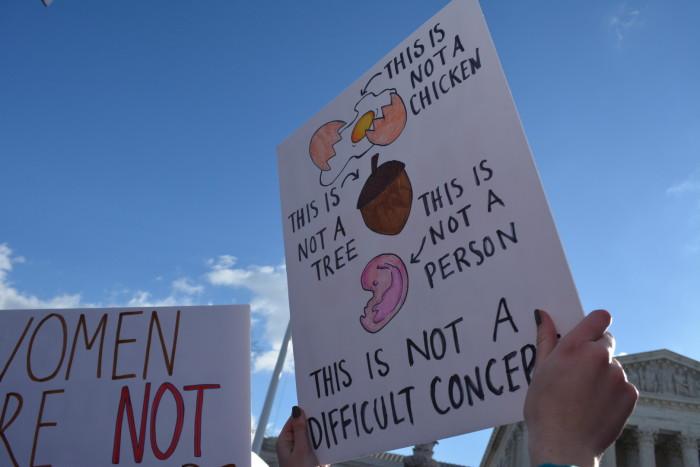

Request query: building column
[
  {"left": 509, "top": 423, "right": 529, "bottom": 466},
  {"left": 600, "top": 441, "right": 617, "bottom": 467},
  {"left": 681, "top": 433, "right": 699, "bottom": 467},
  {"left": 637, "top": 427, "right": 657, "bottom": 467},
  {"left": 404, "top": 442, "right": 438, "bottom": 467}
]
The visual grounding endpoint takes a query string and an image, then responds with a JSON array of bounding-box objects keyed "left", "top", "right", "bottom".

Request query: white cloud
[
  {"left": 171, "top": 277, "right": 204, "bottom": 295},
  {"left": 207, "top": 255, "right": 293, "bottom": 373},
  {"left": 252, "top": 343, "right": 294, "bottom": 374},
  {"left": 0, "top": 244, "right": 206, "bottom": 310},
  {"left": 122, "top": 290, "right": 192, "bottom": 307},
  {"left": 251, "top": 410, "right": 282, "bottom": 439},
  {"left": 0, "top": 244, "right": 12, "bottom": 277},
  {"left": 667, "top": 175, "right": 700, "bottom": 197},
  {"left": 609, "top": 4, "right": 642, "bottom": 45},
  {"left": 115, "top": 278, "right": 206, "bottom": 308},
  {"left": 0, "top": 244, "right": 293, "bottom": 373},
  {"left": 684, "top": 241, "right": 700, "bottom": 255},
  {"left": 208, "top": 254, "right": 237, "bottom": 270},
  {"left": 0, "top": 243, "right": 83, "bottom": 310},
  {"left": 667, "top": 170, "right": 700, "bottom": 210}
]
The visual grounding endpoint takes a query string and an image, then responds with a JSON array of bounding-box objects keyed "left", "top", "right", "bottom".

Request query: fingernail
[
  {"left": 292, "top": 406, "right": 301, "bottom": 418},
  {"left": 534, "top": 309, "right": 542, "bottom": 326}
]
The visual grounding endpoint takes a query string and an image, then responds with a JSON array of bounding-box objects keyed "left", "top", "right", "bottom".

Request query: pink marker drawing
[{"left": 360, "top": 253, "right": 409, "bottom": 333}]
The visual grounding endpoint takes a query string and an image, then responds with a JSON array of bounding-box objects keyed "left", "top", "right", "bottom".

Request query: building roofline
[{"left": 618, "top": 348, "right": 700, "bottom": 370}]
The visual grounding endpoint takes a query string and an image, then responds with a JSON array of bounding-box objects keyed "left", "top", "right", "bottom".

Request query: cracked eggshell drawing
[
  {"left": 308, "top": 88, "right": 407, "bottom": 187},
  {"left": 360, "top": 253, "right": 409, "bottom": 333}
]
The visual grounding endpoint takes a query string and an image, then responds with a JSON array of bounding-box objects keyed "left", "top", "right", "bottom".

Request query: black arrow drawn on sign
[
  {"left": 341, "top": 169, "right": 360, "bottom": 188},
  {"left": 410, "top": 235, "right": 427, "bottom": 264},
  {"left": 361, "top": 72, "right": 383, "bottom": 96}
]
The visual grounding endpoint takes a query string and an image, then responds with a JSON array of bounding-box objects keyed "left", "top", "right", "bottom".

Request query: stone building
[
  {"left": 480, "top": 349, "right": 700, "bottom": 467},
  {"left": 259, "top": 438, "right": 468, "bottom": 467}
]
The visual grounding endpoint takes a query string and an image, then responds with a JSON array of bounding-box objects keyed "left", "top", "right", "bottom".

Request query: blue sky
[{"left": 1, "top": 1, "right": 699, "bottom": 465}]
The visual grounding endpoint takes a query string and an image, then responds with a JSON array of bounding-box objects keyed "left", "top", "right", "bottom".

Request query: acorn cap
[{"left": 356, "top": 154, "right": 406, "bottom": 210}]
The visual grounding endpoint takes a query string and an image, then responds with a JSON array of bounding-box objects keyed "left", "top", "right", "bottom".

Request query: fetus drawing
[{"left": 360, "top": 253, "right": 409, "bottom": 333}]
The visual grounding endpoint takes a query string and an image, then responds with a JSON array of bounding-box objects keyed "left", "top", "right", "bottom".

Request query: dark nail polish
[
  {"left": 534, "top": 309, "right": 542, "bottom": 326},
  {"left": 292, "top": 406, "right": 301, "bottom": 418}
]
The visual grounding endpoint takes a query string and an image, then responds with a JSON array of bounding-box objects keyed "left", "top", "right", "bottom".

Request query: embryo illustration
[
  {"left": 309, "top": 88, "right": 407, "bottom": 187},
  {"left": 360, "top": 253, "right": 409, "bottom": 333}
]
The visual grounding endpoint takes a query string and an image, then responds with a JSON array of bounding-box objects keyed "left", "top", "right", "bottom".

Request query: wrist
[{"left": 529, "top": 438, "right": 598, "bottom": 467}]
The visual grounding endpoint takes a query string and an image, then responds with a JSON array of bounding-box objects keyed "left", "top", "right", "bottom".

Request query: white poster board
[
  {"left": 277, "top": 0, "right": 584, "bottom": 463},
  {"left": 0, "top": 305, "right": 250, "bottom": 467}
]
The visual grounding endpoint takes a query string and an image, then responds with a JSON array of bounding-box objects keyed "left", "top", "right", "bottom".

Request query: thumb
[
  {"left": 290, "top": 406, "right": 312, "bottom": 454},
  {"left": 533, "top": 309, "right": 558, "bottom": 373}
]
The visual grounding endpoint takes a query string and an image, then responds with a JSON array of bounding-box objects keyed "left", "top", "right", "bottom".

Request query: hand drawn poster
[
  {"left": 277, "top": 0, "right": 583, "bottom": 463},
  {"left": 0, "top": 305, "right": 250, "bottom": 467}
]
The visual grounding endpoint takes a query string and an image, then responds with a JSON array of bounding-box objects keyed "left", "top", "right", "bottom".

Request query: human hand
[
  {"left": 524, "top": 309, "right": 638, "bottom": 467},
  {"left": 276, "top": 406, "right": 326, "bottom": 467}
]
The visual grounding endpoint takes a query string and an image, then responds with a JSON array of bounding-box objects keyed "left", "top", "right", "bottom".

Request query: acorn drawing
[{"left": 356, "top": 154, "right": 413, "bottom": 235}]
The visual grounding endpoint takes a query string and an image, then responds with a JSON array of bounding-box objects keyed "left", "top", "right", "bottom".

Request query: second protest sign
[{"left": 0, "top": 305, "right": 250, "bottom": 467}]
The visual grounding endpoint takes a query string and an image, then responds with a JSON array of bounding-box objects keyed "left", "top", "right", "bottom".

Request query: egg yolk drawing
[
  {"left": 351, "top": 111, "right": 375, "bottom": 143},
  {"left": 360, "top": 253, "right": 409, "bottom": 333},
  {"left": 308, "top": 88, "right": 408, "bottom": 187}
]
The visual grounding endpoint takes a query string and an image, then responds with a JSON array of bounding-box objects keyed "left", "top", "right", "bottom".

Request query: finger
[
  {"left": 275, "top": 411, "right": 295, "bottom": 460},
  {"left": 533, "top": 309, "right": 558, "bottom": 373},
  {"left": 564, "top": 309, "right": 611, "bottom": 346},
  {"left": 290, "top": 405, "right": 311, "bottom": 454},
  {"left": 595, "top": 331, "right": 616, "bottom": 360},
  {"left": 600, "top": 360, "right": 639, "bottom": 446},
  {"left": 610, "top": 357, "right": 625, "bottom": 377},
  {"left": 599, "top": 382, "right": 638, "bottom": 451}
]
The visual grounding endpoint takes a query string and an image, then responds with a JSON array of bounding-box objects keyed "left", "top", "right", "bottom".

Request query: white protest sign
[
  {"left": 277, "top": 0, "right": 584, "bottom": 463},
  {"left": 0, "top": 305, "right": 250, "bottom": 467}
]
